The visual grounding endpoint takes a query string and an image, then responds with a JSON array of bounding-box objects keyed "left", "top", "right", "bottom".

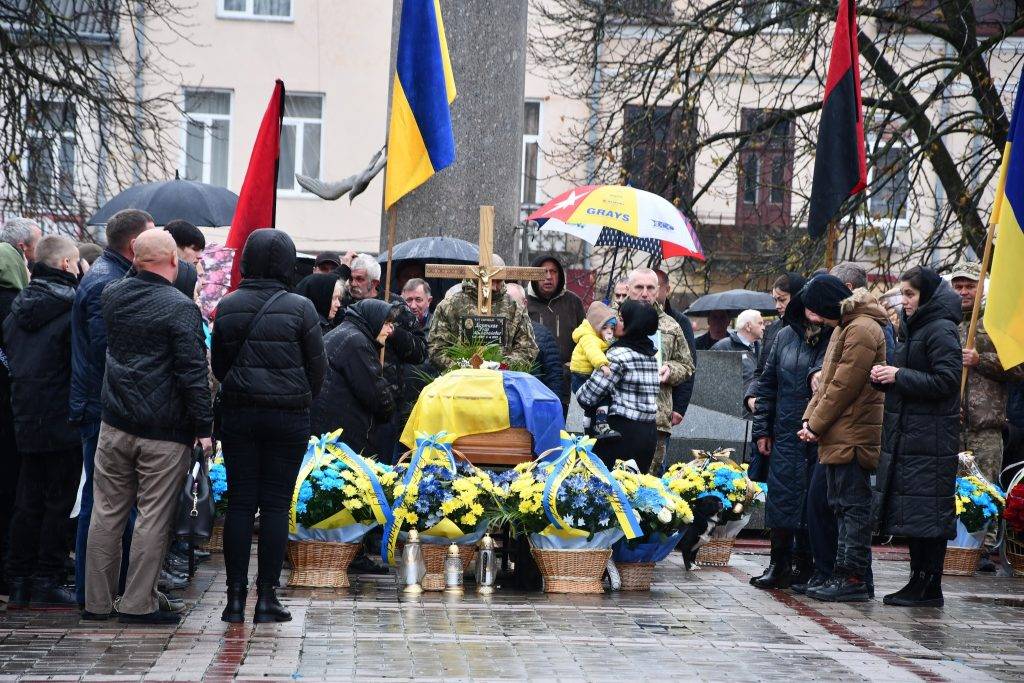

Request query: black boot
[
  {"left": 253, "top": 584, "right": 290, "bottom": 623},
  {"left": 751, "top": 530, "right": 793, "bottom": 590},
  {"left": 221, "top": 583, "right": 247, "bottom": 624},
  {"left": 789, "top": 553, "right": 814, "bottom": 590},
  {"left": 882, "top": 570, "right": 923, "bottom": 606},
  {"left": 884, "top": 572, "right": 943, "bottom": 607},
  {"left": 809, "top": 567, "right": 871, "bottom": 603},
  {"left": 28, "top": 576, "right": 78, "bottom": 610},
  {"left": 6, "top": 577, "right": 30, "bottom": 610}
]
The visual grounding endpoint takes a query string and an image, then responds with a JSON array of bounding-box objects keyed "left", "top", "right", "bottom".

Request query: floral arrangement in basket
[
  {"left": 610, "top": 465, "right": 693, "bottom": 564},
  {"left": 289, "top": 430, "right": 392, "bottom": 543},
  {"left": 1006, "top": 483, "right": 1024, "bottom": 536},
  {"left": 209, "top": 450, "right": 228, "bottom": 518},
  {"left": 665, "top": 450, "right": 763, "bottom": 522},
  {"left": 380, "top": 432, "right": 503, "bottom": 564},
  {"left": 495, "top": 432, "right": 644, "bottom": 549},
  {"left": 955, "top": 476, "right": 1005, "bottom": 534}
]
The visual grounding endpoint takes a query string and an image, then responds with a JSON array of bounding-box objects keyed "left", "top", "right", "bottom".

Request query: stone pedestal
[{"left": 382, "top": 0, "right": 529, "bottom": 261}]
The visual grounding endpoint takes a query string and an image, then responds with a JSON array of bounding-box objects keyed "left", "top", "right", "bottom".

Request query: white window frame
[
  {"left": 217, "top": 0, "right": 293, "bottom": 22},
  {"left": 735, "top": 1, "right": 802, "bottom": 33},
  {"left": 861, "top": 132, "right": 912, "bottom": 231},
  {"left": 22, "top": 98, "right": 77, "bottom": 207},
  {"left": 278, "top": 93, "right": 325, "bottom": 197},
  {"left": 180, "top": 88, "right": 233, "bottom": 188},
  {"left": 521, "top": 99, "right": 543, "bottom": 208}
]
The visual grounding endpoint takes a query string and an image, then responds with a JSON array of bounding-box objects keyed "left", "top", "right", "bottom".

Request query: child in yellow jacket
[{"left": 570, "top": 301, "right": 619, "bottom": 438}]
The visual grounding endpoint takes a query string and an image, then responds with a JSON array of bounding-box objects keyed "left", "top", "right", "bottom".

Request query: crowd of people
[{"left": 0, "top": 210, "right": 1021, "bottom": 625}]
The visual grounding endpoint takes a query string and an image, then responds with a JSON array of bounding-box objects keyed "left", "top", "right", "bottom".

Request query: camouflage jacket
[
  {"left": 427, "top": 280, "right": 539, "bottom": 370},
  {"left": 654, "top": 303, "right": 695, "bottom": 433},
  {"left": 960, "top": 316, "right": 1024, "bottom": 430}
]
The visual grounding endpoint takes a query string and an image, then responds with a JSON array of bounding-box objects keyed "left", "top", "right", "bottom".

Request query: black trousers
[
  {"left": 220, "top": 407, "right": 309, "bottom": 588},
  {"left": 0, "top": 412, "right": 19, "bottom": 582},
  {"left": 907, "top": 537, "right": 947, "bottom": 574},
  {"left": 825, "top": 461, "right": 873, "bottom": 575},
  {"left": 6, "top": 448, "right": 82, "bottom": 580},
  {"left": 591, "top": 415, "right": 657, "bottom": 473}
]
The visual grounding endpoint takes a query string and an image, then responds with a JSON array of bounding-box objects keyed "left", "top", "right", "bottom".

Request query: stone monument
[{"left": 382, "top": 0, "right": 529, "bottom": 262}]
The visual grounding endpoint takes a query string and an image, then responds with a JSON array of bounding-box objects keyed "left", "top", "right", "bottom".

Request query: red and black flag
[{"left": 807, "top": 0, "right": 867, "bottom": 238}]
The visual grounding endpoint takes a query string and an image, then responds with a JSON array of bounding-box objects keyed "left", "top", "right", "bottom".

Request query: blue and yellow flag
[
  {"left": 985, "top": 77, "right": 1024, "bottom": 370},
  {"left": 384, "top": 0, "right": 456, "bottom": 209}
]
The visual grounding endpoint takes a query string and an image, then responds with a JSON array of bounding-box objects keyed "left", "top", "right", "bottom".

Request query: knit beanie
[
  {"left": 801, "top": 274, "right": 850, "bottom": 321},
  {"left": 586, "top": 301, "right": 616, "bottom": 331}
]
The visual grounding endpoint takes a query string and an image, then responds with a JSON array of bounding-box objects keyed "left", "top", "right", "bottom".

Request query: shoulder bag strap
[{"left": 223, "top": 289, "right": 288, "bottom": 384}]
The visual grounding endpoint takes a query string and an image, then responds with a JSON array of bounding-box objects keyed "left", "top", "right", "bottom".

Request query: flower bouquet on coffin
[
  {"left": 609, "top": 465, "right": 694, "bottom": 590},
  {"left": 665, "top": 449, "right": 764, "bottom": 568},
  {"left": 944, "top": 452, "right": 1005, "bottom": 576},
  {"left": 287, "top": 430, "right": 392, "bottom": 588},
  {"left": 206, "top": 451, "right": 228, "bottom": 552},
  {"left": 496, "top": 432, "right": 644, "bottom": 593},
  {"left": 380, "top": 432, "right": 503, "bottom": 590}
]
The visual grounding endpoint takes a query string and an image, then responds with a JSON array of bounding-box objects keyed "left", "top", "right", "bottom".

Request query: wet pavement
[{"left": 1, "top": 546, "right": 1022, "bottom": 681}]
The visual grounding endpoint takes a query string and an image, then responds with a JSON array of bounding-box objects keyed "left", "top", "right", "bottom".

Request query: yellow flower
[
  {"left": 343, "top": 485, "right": 358, "bottom": 496},
  {"left": 394, "top": 484, "right": 406, "bottom": 497},
  {"left": 405, "top": 511, "right": 419, "bottom": 524},
  {"left": 461, "top": 513, "right": 478, "bottom": 526}
]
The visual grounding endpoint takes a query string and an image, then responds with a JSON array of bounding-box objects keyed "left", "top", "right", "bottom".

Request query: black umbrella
[
  {"left": 685, "top": 289, "right": 776, "bottom": 317},
  {"left": 376, "top": 236, "right": 479, "bottom": 264},
  {"left": 88, "top": 179, "right": 238, "bottom": 227}
]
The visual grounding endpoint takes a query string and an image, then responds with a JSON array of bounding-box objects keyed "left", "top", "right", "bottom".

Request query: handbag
[
  {"left": 176, "top": 444, "right": 215, "bottom": 544},
  {"left": 213, "top": 289, "right": 288, "bottom": 437}
]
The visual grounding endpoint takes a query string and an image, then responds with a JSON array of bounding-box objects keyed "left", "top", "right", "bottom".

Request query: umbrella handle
[{"left": 604, "top": 244, "right": 620, "bottom": 303}]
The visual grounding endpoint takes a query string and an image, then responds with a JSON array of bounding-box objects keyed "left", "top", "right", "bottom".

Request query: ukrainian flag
[
  {"left": 985, "top": 77, "right": 1024, "bottom": 370},
  {"left": 384, "top": 0, "right": 456, "bottom": 209}
]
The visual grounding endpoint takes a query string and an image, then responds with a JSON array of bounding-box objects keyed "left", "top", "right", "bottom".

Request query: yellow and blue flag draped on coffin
[
  {"left": 985, "top": 75, "right": 1024, "bottom": 370},
  {"left": 384, "top": 0, "right": 457, "bottom": 209},
  {"left": 399, "top": 369, "right": 510, "bottom": 449}
]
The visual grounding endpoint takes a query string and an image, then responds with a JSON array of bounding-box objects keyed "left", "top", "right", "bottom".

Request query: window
[
  {"left": 522, "top": 101, "right": 542, "bottom": 206},
  {"left": 867, "top": 140, "right": 910, "bottom": 222},
  {"left": 218, "top": 0, "right": 292, "bottom": 20},
  {"left": 735, "top": 108, "right": 793, "bottom": 227},
  {"left": 25, "top": 100, "right": 76, "bottom": 206},
  {"left": 278, "top": 94, "right": 324, "bottom": 193},
  {"left": 182, "top": 89, "right": 231, "bottom": 187},
  {"left": 738, "top": 1, "right": 808, "bottom": 30},
  {"left": 622, "top": 104, "right": 696, "bottom": 207}
]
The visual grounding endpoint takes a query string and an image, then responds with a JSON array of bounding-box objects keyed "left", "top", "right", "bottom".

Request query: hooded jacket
[
  {"left": 653, "top": 302, "right": 695, "bottom": 433},
  {"left": 211, "top": 229, "right": 326, "bottom": 411},
  {"left": 0, "top": 243, "right": 28, "bottom": 432},
  {"left": 526, "top": 255, "right": 585, "bottom": 398},
  {"left": 2, "top": 264, "right": 79, "bottom": 452},
  {"left": 802, "top": 288, "right": 888, "bottom": 468},
  {"left": 874, "top": 280, "right": 963, "bottom": 539},
  {"left": 570, "top": 318, "right": 610, "bottom": 374},
  {"left": 311, "top": 299, "right": 398, "bottom": 455}
]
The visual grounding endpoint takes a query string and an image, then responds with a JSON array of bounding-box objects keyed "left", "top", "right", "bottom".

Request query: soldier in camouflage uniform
[
  {"left": 952, "top": 261, "right": 1024, "bottom": 488},
  {"left": 427, "top": 277, "right": 539, "bottom": 371},
  {"left": 625, "top": 269, "right": 695, "bottom": 474}
]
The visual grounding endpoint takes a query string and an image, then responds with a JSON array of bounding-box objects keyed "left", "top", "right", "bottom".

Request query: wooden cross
[{"left": 424, "top": 205, "right": 547, "bottom": 315}]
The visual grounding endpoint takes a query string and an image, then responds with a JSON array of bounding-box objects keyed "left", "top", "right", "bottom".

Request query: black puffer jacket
[
  {"left": 101, "top": 270, "right": 213, "bottom": 445},
  {"left": 2, "top": 265, "right": 79, "bottom": 452},
  {"left": 874, "top": 281, "right": 962, "bottom": 540},
  {"left": 311, "top": 299, "right": 398, "bottom": 455},
  {"left": 746, "top": 300, "right": 831, "bottom": 529},
  {"left": 212, "top": 229, "right": 326, "bottom": 411}
]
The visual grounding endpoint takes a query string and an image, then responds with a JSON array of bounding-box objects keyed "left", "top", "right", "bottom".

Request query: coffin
[{"left": 453, "top": 427, "right": 535, "bottom": 467}]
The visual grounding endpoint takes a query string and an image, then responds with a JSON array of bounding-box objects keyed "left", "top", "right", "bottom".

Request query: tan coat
[{"left": 803, "top": 289, "right": 888, "bottom": 469}]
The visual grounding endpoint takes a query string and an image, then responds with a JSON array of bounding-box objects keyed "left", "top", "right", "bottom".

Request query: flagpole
[
  {"left": 380, "top": 204, "right": 398, "bottom": 365},
  {"left": 825, "top": 222, "right": 837, "bottom": 269},
  {"left": 961, "top": 150, "right": 1008, "bottom": 398}
]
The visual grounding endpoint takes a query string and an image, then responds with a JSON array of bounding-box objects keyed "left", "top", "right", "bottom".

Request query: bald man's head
[
  {"left": 505, "top": 282, "right": 527, "bottom": 307},
  {"left": 133, "top": 229, "right": 179, "bottom": 283}
]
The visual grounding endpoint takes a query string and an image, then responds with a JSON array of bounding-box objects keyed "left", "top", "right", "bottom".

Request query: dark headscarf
[
  {"left": 295, "top": 273, "right": 338, "bottom": 321},
  {"left": 915, "top": 267, "right": 943, "bottom": 307},
  {"left": 346, "top": 299, "right": 399, "bottom": 347},
  {"left": 611, "top": 300, "right": 658, "bottom": 357},
  {"left": 240, "top": 229, "right": 296, "bottom": 286},
  {"left": 780, "top": 272, "right": 806, "bottom": 296},
  {"left": 801, "top": 274, "right": 849, "bottom": 321},
  {"left": 173, "top": 259, "right": 198, "bottom": 300}
]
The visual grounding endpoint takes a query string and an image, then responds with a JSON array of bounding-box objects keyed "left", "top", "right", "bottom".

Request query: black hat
[
  {"left": 315, "top": 251, "right": 341, "bottom": 268},
  {"left": 801, "top": 274, "right": 849, "bottom": 321}
]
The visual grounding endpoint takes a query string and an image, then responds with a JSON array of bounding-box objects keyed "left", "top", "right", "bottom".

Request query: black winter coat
[
  {"left": 874, "top": 281, "right": 962, "bottom": 540},
  {"left": 747, "top": 322, "right": 831, "bottom": 529},
  {"left": 101, "top": 271, "right": 213, "bottom": 445},
  {"left": 311, "top": 309, "right": 397, "bottom": 455},
  {"left": 2, "top": 265, "right": 78, "bottom": 452},
  {"left": 212, "top": 230, "right": 326, "bottom": 412},
  {"left": 532, "top": 321, "right": 564, "bottom": 398}
]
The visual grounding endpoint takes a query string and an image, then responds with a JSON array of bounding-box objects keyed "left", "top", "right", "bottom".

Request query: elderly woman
[{"left": 872, "top": 266, "right": 962, "bottom": 608}]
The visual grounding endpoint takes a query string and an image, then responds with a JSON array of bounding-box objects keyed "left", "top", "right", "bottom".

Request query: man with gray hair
[
  {"left": 829, "top": 261, "right": 868, "bottom": 291},
  {"left": 1, "top": 217, "right": 43, "bottom": 266},
  {"left": 345, "top": 253, "right": 383, "bottom": 303},
  {"left": 401, "top": 277, "right": 432, "bottom": 329},
  {"left": 712, "top": 309, "right": 765, "bottom": 393},
  {"left": 2, "top": 235, "right": 81, "bottom": 609}
]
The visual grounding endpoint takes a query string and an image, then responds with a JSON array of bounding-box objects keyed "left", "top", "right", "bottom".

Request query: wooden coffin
[{"left": 453, "top": 427, "right": 535, "bottom": 467}]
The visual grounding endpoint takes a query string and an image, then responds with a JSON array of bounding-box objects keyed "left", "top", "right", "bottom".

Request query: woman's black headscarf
[
  {"left": 347, "top": 299, "right": 399, "bottom": 347},
  {"left": 295, "top": 273, "right": 338, "bottom": 320},
  {"left": 611, "top": 300, "right": 659, "bottom": 357}
]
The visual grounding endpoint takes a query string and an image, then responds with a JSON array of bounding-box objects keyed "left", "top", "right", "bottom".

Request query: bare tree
[
  {"left": 0, "top": 0, "right": 192, "bottom": 237},
  {"left": 530, "top": 0, "right": 1024, "bottom": 294}
]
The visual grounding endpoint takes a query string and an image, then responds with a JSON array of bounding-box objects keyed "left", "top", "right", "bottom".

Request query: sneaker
[
  {"left": 157, "top": 591, "right": 186, "bottom": 613},
  {"left": 809, "top": 570, "right": 871, "bottom": 603},
  {"left": 118, "top": 610, "right": 182, "bottom": 625},
  {"left": 5, "top": 577, "right": 30, "bottom": 610},
  {"left": 793, "top": 572, "right": 828, "bottom": 595},
  {"left": 81, "top": 609, "right": 116, "bottom": 621},
  {"left": 591, "top": 422, "right": 621, "bottom": 440},
  {"left": 158, "top": 570, "right": 189, "bottom": 593},
  {"left": 29, "top": 577, "right": 79, "bottom": 610}
]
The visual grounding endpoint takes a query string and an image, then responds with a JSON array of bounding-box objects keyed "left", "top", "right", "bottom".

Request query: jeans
[
  {"left": 826, "top": 461, "right": 874, "bottom": 576},
  {"left": 6, "top": 449, "right": 82, "bottom": 580},
  {"left": 75, "top": 422, "right": 134, "bottom": 606},
  {"left": 220, "top": 407, "right": 309, "bottom": 587}
]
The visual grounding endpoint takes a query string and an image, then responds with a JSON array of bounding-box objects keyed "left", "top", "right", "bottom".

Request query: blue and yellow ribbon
[
  {"left": 537, "top": 431, "right": 643, "bottom": 541},
  {"left": 381, "top": 431, "right": 458, "bottom": 565}
]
